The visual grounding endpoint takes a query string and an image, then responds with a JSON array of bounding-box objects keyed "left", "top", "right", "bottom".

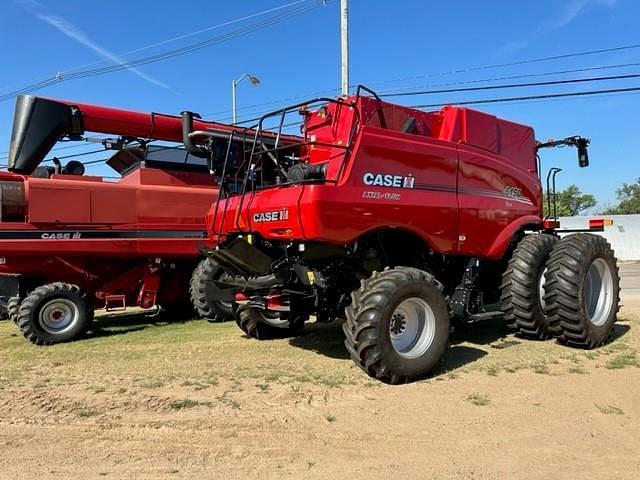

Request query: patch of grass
[
  {"left": 169, "top": 399, "right": 199, "bottom": 410},
  {"left": 256, "top": 383, "right": 270, "bottom": 393},
  {"left": 115, "top": 387, "right": 127, "bottom": 394},
  {"left": 447, "top": 372, "right": 459, "bottom": 379},
  {"left": 466, "top": 393, "right": 490, "bottom": 406},
  {"left": 76, "top": 408, "right": 99, "bottom": 418},
  {"left": 88, "top": 385, "right": 106, "bottom": 394},
  {"left": 486, "top": 366, "right": 499, "bottom": 376},
  {"left": 139, "top": 379, "right": 167, "bottom": 389},
  {"left": 596, "top": 404, "right": 624, "bottom": 415},
  {"left": 216, "top": 393, "right": 241, "bottom": 410},
  {"left": 325, "top": 414, "right": 336, "bottom": 423},
  {"left": 568, "top": 366, "right": 587, "bottom": 374},
  {"left": 584, "top": 351, "right": 600, "bottom": 360},
  {"left": 531, "top": 363, "right": 550, "bottom": 375},
  {"left": 605, "top": 352, "right": 639, "bottom": 370}
]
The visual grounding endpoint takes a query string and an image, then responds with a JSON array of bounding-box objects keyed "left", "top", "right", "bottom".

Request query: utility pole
[{"left": 340, "top": 0, "right": 349, "bottom": 96}]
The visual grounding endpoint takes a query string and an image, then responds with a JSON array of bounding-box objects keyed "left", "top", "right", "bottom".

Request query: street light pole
[
  {"left": 232, "top": 73, "right": 260, "bottom": 125},
  {"left": 340, "top": 0, "right": 349, "bottom": 96}
]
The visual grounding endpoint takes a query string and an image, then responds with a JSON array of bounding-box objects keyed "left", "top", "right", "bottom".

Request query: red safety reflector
[
  {"left": 589, "top": 218, "right": 613, "bottom": 229},
  {"left": 589, "top": 218, "right": 604, "bottom": 229},
  {"left": 235, "top": 292, "right": 249, "bottom": 302},
  {"left": 543, "top": 219, "right": 560, "bottom": 229}
]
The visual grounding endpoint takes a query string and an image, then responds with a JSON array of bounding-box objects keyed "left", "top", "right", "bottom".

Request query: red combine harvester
[
  {"left": 0, "top": 94, "right": 254, "bottom": 344},
  {"left": 188, "top": 86, "right": 620, "bottom": 384}
]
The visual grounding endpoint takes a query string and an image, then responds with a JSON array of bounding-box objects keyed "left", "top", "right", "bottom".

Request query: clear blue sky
[{"left": 0, "top": 0, "right": 639, "bottom": 208}]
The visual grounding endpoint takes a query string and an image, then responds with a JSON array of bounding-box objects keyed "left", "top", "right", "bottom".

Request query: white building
[{"left": 558, "top": 215, "right": 640, "bottom": 261}]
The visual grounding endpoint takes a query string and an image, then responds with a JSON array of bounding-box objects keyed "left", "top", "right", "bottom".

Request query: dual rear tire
[{"left": 501, "top": 232, "right": 619, "bottom": 348}]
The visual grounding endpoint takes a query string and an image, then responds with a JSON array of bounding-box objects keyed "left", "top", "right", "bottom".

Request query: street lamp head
[{"left": 247, "top": 74, "right": 260, "bottom": 86}]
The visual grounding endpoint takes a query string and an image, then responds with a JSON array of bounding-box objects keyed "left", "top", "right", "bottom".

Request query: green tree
[
  {"left": 543, "top": 184, "right": 597, "bottom": 217},
  {"left": 603, "top": 178, "right": 640, "bottom": 215}
]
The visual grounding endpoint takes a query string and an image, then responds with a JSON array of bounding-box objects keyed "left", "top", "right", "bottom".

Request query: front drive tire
[
  {"left": 343, "top": 267, "right": 450, "bottom": 384},
  {"left": 17, "top": 283, "right": 94, "bottom": 345},
  {"left": 190, "top": 258, "right": 234, "bottom": 322},
  {"left": 500, "top": 233, "right": 558, "bottom": 340},
  {"left": 543, "top": 233, "right": 620, "bottom": 349}
]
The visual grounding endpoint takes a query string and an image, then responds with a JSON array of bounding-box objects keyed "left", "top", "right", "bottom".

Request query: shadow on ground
[
  {"left": 289, "top": 318, "right": 502, "bottom": 374},
  {"left": 86, "top": 310, "right": 196, "bottom": 340}
]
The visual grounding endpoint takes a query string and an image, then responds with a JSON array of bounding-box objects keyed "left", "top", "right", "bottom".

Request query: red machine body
[
  {"left": 208, "top": 95, "right": 541, "bottom": 259},
  {"left": 0, "top": 95, "right": 237, "bottom": 315}
]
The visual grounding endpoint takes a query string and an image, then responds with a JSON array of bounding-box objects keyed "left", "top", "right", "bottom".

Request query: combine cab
[
  {"left": 0, "top": 95, "right": 245, "bottom": 344},
  {"left": 191, "top": 87, "right": 620, "bottom": 384}
]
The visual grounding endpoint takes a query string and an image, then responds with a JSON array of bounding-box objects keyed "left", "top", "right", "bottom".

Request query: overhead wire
[
  {"left": 0, "top": 0, "right": 330, "bottom": 103},
  {"left": 220, "top": 60, "right": 640, "bottom": 123}
]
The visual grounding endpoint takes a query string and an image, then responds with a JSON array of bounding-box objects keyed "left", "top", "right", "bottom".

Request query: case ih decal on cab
[
  {"left": 362, "top": 172, "right": 415, "bottom": 189},
  {"left": 253, "top": 209, "right": 290, "bottom": 223}
]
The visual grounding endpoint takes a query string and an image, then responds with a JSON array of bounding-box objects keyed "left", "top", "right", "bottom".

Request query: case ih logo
[
  {"left": 253, "top": 209, "right": 290, "bottom": 223},
  {"left": 41, "top": 232, "right": 82, "bottom": 240},
  {"left": 363, "top": 172, "right": 415, "bottom": 189}
]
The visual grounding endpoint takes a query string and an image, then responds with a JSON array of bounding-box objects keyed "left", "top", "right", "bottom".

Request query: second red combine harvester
[
  {"left": 186, "top": 86, "right": 620, "bottom": 384},
  {"left": 0, "top": 95, "right": 244, "bottom": 344}
]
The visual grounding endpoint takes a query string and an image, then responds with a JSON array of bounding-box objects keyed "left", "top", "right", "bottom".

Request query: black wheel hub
[{"left": 390, "top": 312, "right": 407, "bottom": 335}]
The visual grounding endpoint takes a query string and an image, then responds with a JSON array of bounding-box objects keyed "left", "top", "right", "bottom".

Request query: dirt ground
[{"left": 0, "top": 268, "right": 638, "bottom": 479}]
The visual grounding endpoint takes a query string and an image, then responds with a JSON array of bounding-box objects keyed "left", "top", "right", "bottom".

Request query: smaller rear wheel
[
  {"left": 235, "top": 305, "right": 306, "bottom": 340},
  {"left": 8, "top": 296, "right": 21, "bottom": 324},
  {"left": 17, "top": 283, "right": 94, "bottom": 345},
  {"left": 190, "top": 258, "right": 234, "bottom": 322}
]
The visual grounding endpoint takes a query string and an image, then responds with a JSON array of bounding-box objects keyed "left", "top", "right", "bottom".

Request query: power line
[
  {"left": 0, "top": 0, "right": 330, "bottom": 103},
  {"left": 363, "top": 43, "right": 640, "bottom": 88},
  {"left": 380, "top": 73, "right": 640, "bottom": 98},
  {"left": 209, "top": 60, "right": 640, "bottom": 122},
  {"left": 410, "top": 86, "right": 640, "bottom": 109},
  {"left": 0, "top": 0, "right": 317, "bottom": 94}
]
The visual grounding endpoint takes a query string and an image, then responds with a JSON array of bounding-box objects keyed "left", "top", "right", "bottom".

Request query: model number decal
[
  {"left": 362, "top": 191, "right": 401, "bottom": 201},
  {"left": 504, "top": 186, "right": 523, "bottom": 199},
  {"left": 253, "top": 209, "right": 290, "bottom": 223},
  {"left": 363, "top": 172, "right": 415, "bottom": 189},
  {"left": 41, "top": 232, "right": 82, "bottom": 239}
]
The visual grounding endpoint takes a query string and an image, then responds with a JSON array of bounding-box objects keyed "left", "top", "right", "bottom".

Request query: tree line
[{"left": 542, "top": 177, "right": 640, "bottom": 217}]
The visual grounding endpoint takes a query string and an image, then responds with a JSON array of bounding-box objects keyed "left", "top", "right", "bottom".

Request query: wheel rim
[
  {"left": 389, "top": 297, "right": 436, "bottom": 359},
  {"left": 584, "top": 258, "right": 615, "bottom": 327},
  {"left": 538, "top": 267, "right": 548, "bottom": 310},
  {"left": 39, "top": 298, "right": 79, "bottom": 334},
  {"left": 260, "top": 310, "right": 289, "bottom": 328}
]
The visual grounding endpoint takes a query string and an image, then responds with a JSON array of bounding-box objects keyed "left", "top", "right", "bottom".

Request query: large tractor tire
[
  {"left": 543, "top": 233, "right": 620, "bottom": 349},
  {"left": 343, "top": 267, "right": 450, "bottom": 384},
  {"left": 234, "top": 305, "right": 306, "bottom": 340},
  {"left": 500, "top": 233, "right": 558, "bottom": 340},
  {"left": 17, "top": 283, "right": 94, "bottom": 345},
  {"left": 189, "top": 258, "right": 234, "bottom": 322},
  {"left": 8, "top": 296, "right": 21, "bottom": 324}
]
